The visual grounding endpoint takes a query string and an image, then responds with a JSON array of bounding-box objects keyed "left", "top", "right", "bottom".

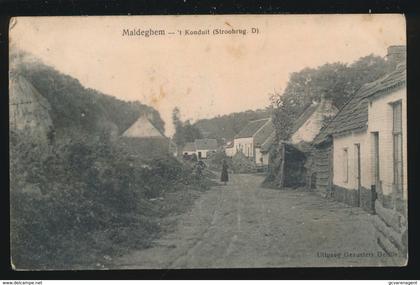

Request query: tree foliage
[
  {"left": 271, "top": 54, "right": 390, "bottom": 140},
  {"left": 172, "top": 107, "right": 203, "bottom": 147},
  {"left": 193, "top": 107, "right": 273, "bottom": 142}
]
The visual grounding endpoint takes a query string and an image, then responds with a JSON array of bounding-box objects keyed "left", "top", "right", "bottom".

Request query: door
[
  {"left": 355, "top": 143, "right": 361, "bottom": 207},
  {"left": 392, "top": 101, "right": 403, "bottom": 204},
  {"left": 372, "top": 132, "right": 380, "bottom": 188},
  {"left": 198, "top": 151, "right": 202, "bottom": 159}
]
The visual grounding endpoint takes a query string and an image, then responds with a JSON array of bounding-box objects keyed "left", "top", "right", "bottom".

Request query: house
[
  {"left": 365, "top": 57, "right": 407, "bottom": 257},
  {"left": 120, "top": 114, "right": 171, "bottom": 158},
  {"left": 230, "top": 118, "right": 275, "bottom": 166},
  {"left": 224, "top": 141, "right": 236, "bottom": 157},
  {"left": 182, "top": 142, "right": 197, "bottom": 156},
  {"left": 310, "top": 46, "right": 407, "bottom": 256},
  {"left": 274, "top": 97, "right": 338, "bottom": 188},
  {"left": 195, "top": 139, "right": 218, "bottom": 159},
  {"left": 290, "top": 96, "right": 338, "bottom": 144},
  {"left": 182, "top": 138, "right": 218, "bottom": 159}
]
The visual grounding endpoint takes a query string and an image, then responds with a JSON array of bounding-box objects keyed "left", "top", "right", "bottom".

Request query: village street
[{"left": 115, "top": 173, "right": 399, "bottom": 269}]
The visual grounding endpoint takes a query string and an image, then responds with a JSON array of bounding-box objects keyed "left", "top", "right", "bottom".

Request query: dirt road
[{"left": 116, "top": 173, "right": 402, "bottom": 268}]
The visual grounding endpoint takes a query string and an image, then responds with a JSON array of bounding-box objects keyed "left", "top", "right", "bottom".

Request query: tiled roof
[
  {"left": 314, "top": 62, "right": 406, "bottom": 144},
  {"left": 235, "top": 118, "right": 270, "bottom": 139},
  {"left": 194, "top": 138, "right": 218, "bottom": 150}
]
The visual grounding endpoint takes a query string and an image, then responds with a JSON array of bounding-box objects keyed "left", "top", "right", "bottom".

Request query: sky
[{"left": 10, "top": 15, "right": 405, "bottom": 135}]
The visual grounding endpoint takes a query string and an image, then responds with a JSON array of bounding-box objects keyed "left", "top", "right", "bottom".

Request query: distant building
[
  {"left": 224, "top": 141, "right": 236, "bottom": 157},
  {"left": 290, "top": 96, "right": 338, "bottom": 145},
  {"left": 182, "top": 138, "right": 218, "bottom": 159},
  {"left": 182, "top": 142, "right": 197, "bottom": 156},
  {"left": 122, "top": 114, "right": 165, "bottom": 138},
  {"left": 121, "top": 114, "right": 171, "bottom": 158},
  {"left": 228, "top": 118, "right": 275, "bottom": 166}
]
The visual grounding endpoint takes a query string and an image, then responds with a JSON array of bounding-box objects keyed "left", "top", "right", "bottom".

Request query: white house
[
  {"left": 312, "top": 45, "right": 407, "bottom": 258},
  {"left": 195, "top": 139, "right": 218, "bottom": 159},
  {"left": 365, "top": 54, "right": 407, "bottom": 257},
  {"left": 229, "top": 118, "right": 275, "bottom": 166},
  {"left": 182, "top": 138, "right": 218, "bottom": 159},
  {"left": 290, "top": 96, "right": 338, "bottom": 145}
]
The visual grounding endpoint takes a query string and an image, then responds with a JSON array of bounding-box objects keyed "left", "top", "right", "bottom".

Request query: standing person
[{"left": 221, "top": 159, "right": 229, "bottom": 185}]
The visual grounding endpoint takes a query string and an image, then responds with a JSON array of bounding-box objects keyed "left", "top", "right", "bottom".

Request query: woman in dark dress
[{"left": 221, "top": 159, "right": 229, "bottom": 185}]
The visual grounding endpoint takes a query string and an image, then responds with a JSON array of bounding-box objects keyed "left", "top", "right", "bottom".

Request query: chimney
[{"left": 386, "top": 45, "right": 406, "bottom": 68}]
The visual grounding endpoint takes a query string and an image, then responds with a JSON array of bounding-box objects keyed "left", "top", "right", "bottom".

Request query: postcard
[{"left": 9, "top": 14, "right": 407, "bottom": 270}]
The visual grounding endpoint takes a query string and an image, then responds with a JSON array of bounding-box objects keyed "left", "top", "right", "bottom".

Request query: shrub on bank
[{"left": 10, "top": 131, "right": 210, "bottom": 269}]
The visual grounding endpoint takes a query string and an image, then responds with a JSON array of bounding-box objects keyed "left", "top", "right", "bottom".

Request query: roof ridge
[{"left": 253, "top": 118, "right": 272, "bottom": 138}]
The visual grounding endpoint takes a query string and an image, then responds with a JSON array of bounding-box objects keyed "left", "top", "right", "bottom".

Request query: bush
[
  {"left": 231, "top": 152, "right": 257, "bottom": 173},
  {"left": 10, "top": 130, "right": 209, "bottom": 269},
  {"left": 206, "top": 150, "right": 232, "bottom": 171}
]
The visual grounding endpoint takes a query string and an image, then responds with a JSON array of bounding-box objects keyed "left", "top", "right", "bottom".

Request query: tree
[
  {"left": 172, "top": 107, "right": 185, "bottom": 146},
  {"left": 271, "top": 54, "right": 390, "bottom": 140},
  {"left": 172, "top": 108, "right": 203, "bottom": 147}
]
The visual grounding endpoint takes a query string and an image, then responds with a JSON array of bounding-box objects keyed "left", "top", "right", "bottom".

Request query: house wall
[
  {"left": 311, "top": 143, "right": 333, "bottom": 197},
  {"left": 183, "top": 150, "right": 196, "bottom": 156},
  {"left": 120, "top": 137, "right": 170, "bottom": 159},
  {"left": 333, "top": 130, "right": 370, "bottom": 189},
  {"left": 233, "top": 137, "right": 254, "bottom": 158},
  {"left": 225, "top": 147, "right": 235, "bottom": 157},
  {"left": 332, "top": 130, "right": 374, "bottom": 212},
  {"left": 196, "top": 149, "right": 216, "bottom": 159},
  {"left": 368, "top": 87, "right": 407, "bottom": 257},
  {"left": 262, "top": 153, "right": 270, "bottom": 166},
  {"left": 368, "top": 88, "right": 407, "bottom": 203},
  {"left": 255, "top": 148, "right": 270, "bottom": 166},
  {"left": 291, "top": 102, "right": 337, "bottom": 144}
]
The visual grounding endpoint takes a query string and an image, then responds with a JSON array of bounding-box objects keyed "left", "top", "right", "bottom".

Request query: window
[
  {"left": 343, "top": 148, "right": 348, "bottom": 183},
  {"left": 392, "top": 101, "right": 403, "bottom": 190}
]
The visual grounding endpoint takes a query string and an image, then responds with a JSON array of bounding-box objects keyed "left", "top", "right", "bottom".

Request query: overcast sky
[{"left": 10, "top": 15, "right": 405, "bottom": 135}]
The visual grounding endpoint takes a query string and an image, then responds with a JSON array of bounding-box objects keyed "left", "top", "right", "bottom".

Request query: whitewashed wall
[
  {"left": 233, "top": 137, "right": 254, "bottom": 157},
  {"left": 333, "top": 130, "right": 371, "bottom": 190},
  {"left": 368, "top": 88, "right": 407, "bottom": 199},
  {"left": 225, "top": 147, "right": 236, "bottom": 157},
  {"left": 291, "top": 101, "right": 338, "bottom": 144}
]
